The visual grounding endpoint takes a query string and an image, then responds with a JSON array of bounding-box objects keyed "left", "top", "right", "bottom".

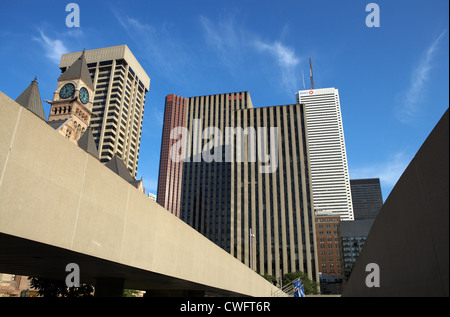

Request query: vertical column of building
[
  {"left": 213, "top": 94, "right": 221, "bottom": 247},
  {"left": 180, "top": 98, "right": 193, "bottom": 226},
  {"left": 90, "top": 60, "right": 114, "bottom": 164},
  {"left": 334, "top": 91, "right": 353, "bottom": 221},
  {"left": 282, "top": 105, "right": 294, "bottom": 274},
  {"left": 122, "top": 65, "right": 136, "bottom": 175},
  {"left": 133, "top": 81, "right": 147, "bottom": 177},
  {"left": 262, "top": 106, "right": 272, "bottom": 276},
  {"left": 222, "top": 93, "right": 230, "bottom": 252},
  {"left": 254, "top": 108, "right": 270, "bottom": 274},
  {"left": 300, "top": 102, "right": 319, "bottom": 281},
  {"left": 191, "top": 96, "right": 200, "bottom": 229},
  {"left": 277, "top": 106, "right": 289, "bottom": 275},
  {"left": 174, "top": 96, "right": 187, "bottom": 217},
  {"left": 249, "top": 106, "right": 257, "bottom": 272},
  {"left": 94, "top": 60, "right": 114, "bottom": 162},
  {"left": 125, "top": 68, "right": 143, "bottom": 177},
  {"left": 156, "top": 94, "right": 186, "bottom": 217}
]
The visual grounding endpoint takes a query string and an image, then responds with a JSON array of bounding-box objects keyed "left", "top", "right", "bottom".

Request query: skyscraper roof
[
  {"left": 15, "top": 77, "right": 46, "bottom": 121},
  {"left": 58, "top": 50, "right": 94, "bottom": 90}
]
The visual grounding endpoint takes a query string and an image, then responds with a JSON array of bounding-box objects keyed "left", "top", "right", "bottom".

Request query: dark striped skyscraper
[{"left": 157, "top": 91, "right": 319, "bottom": 282}]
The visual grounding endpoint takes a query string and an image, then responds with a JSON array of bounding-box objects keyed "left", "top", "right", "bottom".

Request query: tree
[
  {"left": 28, "top": 277, "right": 94, "bottom": 297},
  {"left": 261, "top": 274, "right": 278, "bottom": 286},
  {"left": 282, "top": 271, "right": 320, "bottom": 295},
  {"left": 123, "top": 289, "right": 140, "bottom": 297}
]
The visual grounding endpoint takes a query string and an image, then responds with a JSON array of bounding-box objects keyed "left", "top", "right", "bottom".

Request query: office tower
[
  {"left": 350, "top": 178, "right": 383, "bottom": 220},
  {"left": 148, "top": 193, "right": 157, "bottom": 202},
  {"left": 315, "top": 212, "right": 343, "bottom": 278},
  {"left": 59, "top": 45, "right": 150, "bottom": 177},
  {"left": 157, "top": 91, "right": 319, "bottom": 282},
  {"left": 296, "top": 88, "right": 354, "bottom": 221},
  {"left": 157, "top": 94, "right": 187, "bottom": 217},
  {"left": 340, "top": 219, "right": 374, "bottom": 274}
]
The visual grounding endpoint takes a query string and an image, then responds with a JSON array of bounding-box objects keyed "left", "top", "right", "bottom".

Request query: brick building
[{"left": 315, "top": 212, "right": 343, "bottom": 278}]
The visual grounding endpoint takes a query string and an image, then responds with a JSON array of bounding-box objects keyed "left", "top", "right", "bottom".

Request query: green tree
[
  {"left": 261, "top": 274, "right": 278, "bottom": 286},
  {"left": 123, "top": 289, "right": 140, "bottom": 297},
  {"left": 282, "top": 271, "right": 320, "bottom": 295},
  {"left": 28, "top": 277, "right": 94, "bottom": 297}
]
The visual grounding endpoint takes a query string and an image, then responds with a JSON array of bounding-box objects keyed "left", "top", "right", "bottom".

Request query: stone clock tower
[{"left": 47, "top": 50, "right": 94, "bottom": 145}]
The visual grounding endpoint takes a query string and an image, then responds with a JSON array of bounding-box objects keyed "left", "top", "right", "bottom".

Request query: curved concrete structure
[
  {"left": 0, "top": 91, "right": 282, "bottom": 297},
  {"left": 342, "top": 109, "right": 449, "bottom": 297}
]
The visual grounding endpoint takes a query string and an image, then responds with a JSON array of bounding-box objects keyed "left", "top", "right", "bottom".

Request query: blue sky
[{"left": 0, "top": 0, "right": 448, "bottom": 200}]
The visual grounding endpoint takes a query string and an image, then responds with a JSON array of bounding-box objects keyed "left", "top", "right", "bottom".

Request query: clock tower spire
[{"left": 47, "top": 49, "right": 94, "bottom": 145}]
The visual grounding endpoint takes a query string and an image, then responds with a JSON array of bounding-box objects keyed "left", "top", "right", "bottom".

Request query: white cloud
[
  {"left": 199, "top": 15, "right": 248, "bottom": 70},
  {"left": 34, "top": 30, "right": 69, "bottom": 65},
  {"left": 254, "top": 40, "right": 300, "bottom": 68},
  {"left": 397, "top": 29, "right": 447, "bottom": 123},
  {"left": 254, "top": 39, "right": 301, "bottom": 92},
  {"left": 349, "top": 151, "right": 411, "bottom": 191},
  {"left": 199, "top": 15, "right": 301, "bottom": 93},
  {"left": 115, "top": 14, "right": 193, "bottom": 84}
]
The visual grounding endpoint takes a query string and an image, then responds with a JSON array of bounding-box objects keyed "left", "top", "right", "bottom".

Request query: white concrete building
[{"left": 296, "top": 87, "right": 354, "bottom": 221}]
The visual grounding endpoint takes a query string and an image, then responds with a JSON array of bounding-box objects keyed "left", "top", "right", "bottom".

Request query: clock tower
[{"left": 47, "top": 49, "right": 94, "bottom": 145}]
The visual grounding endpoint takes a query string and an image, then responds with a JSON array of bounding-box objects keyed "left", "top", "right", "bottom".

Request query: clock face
[
  {"left": 60, "top": 83, "right": 75, "bottom": 99},
  {"left": 79, "top": 87, "right": 89, "bottom": 104}
]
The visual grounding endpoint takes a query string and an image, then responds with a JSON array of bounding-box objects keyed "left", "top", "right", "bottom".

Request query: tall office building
[
  {"left": 157, "top": 94, "right": 186, "bottom": 217},
  {"left": 59, "top": 45, "right": 150, "bottom": 177},
  {"left": 350, "top": 178, "right": 383, "bottom": 220},
  {"left": 296, "top": 88, "right": 354, "bottom": 221},
  {"left": 157, "top": 91, "right": 319, "bottom": 282},
  {"left": 340, "top": 219, "right": 375, "bottom": 274},
  {"left": 315, "top": 212, "right": 343, "bottom": 278}
]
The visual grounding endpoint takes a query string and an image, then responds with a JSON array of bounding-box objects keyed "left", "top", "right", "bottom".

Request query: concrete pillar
[{"left": 94, "top": 278, "right": 124, "bottom": 297}]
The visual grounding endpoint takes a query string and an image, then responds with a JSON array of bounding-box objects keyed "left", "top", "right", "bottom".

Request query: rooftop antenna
[
  {"left": 309, "top": 57, "right": 314, "bottom": 90},
  {"left": 302, "top": 70, "right": 306, "bottom": 90}
]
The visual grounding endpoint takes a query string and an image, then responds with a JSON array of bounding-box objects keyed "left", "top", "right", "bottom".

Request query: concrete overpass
[{"left": 0, "top": 91, "right": 282, "bottom": 297}]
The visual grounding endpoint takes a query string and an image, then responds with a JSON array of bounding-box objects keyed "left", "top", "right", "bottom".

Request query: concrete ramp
[{"left": 0, "top": 91, "right": 281, "bottom": 297}]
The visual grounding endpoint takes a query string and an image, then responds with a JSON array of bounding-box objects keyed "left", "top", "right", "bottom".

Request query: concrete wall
[
  {"left": 342, "top": 109, "right": 449, "bottom": 296},
  {"left": 0, "top": 91, "right": 281, "bottom": 297}
]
